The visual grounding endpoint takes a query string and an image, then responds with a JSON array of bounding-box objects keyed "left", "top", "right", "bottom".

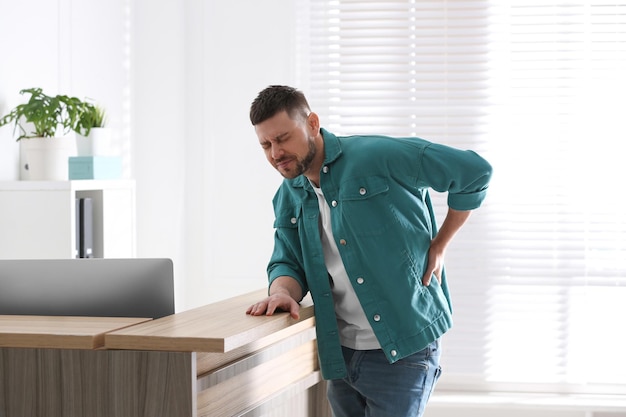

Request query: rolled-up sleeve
[
  {"left": 267, "top": 229, "right": 309, "bottom": 296},
  {"left": 419, "top": 144, "right": 493, "bottom": 211}
]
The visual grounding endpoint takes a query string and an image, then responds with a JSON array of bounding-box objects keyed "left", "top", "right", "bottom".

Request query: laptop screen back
[{"left": 0, "top": 258, "right": 174, "bottom": 319}]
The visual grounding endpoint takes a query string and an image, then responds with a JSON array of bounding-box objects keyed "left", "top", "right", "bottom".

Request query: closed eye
[
  {"left": 260, "top": 132, "right": 290, "bottom": 150},
  {"left": 275, "top": 133, "right": 289, "bottom": 144}
]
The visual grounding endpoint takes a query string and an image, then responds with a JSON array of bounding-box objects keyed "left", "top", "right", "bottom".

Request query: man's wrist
[{"left": 270, "top": 287, "right": 287, "bottom": 296}]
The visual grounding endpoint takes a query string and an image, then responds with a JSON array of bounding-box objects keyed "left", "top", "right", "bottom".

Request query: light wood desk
[
  {"left": 0, "top": 289, "right": 330, "bottom": 417},
  {"left": 0, "top": 315, "right": 149, "bottom": 349}
]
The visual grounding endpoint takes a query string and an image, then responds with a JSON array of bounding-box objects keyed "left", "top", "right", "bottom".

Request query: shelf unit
[{"left": 0, "top": 180, "right": 136, "bottom": 259}]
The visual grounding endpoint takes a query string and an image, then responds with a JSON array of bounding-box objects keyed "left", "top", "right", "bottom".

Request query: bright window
[{"left": 297, "top": 0, "right": 626, "bottom": 393}]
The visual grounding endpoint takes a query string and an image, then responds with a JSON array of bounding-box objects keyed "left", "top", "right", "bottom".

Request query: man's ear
[{"left": 307, "top": 112, "right": 320, "bottom": 134}]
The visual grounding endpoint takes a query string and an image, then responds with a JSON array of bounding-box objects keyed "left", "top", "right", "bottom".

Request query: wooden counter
[
  {"left": 105, "top": 289, "right": 315, "bottom": 352},
  {"left": 0, "top": 315, "right": 150, "bottom": 349},
  {"left": 0, "top": 289, "right": 331, "bottom": 417}
]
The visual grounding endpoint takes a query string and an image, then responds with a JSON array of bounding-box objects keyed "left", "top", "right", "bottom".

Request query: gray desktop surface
[{"left": 0, "top": 258, "right": 175, "bottom": 319}]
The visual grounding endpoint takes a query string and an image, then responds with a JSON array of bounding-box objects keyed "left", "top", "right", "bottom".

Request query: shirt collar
[{"left": 290, "top": 128, "right": 342, "bottom": 189}]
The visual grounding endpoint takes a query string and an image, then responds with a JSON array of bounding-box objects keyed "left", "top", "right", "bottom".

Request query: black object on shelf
[{"left": 76, "top": 197, "right": 94, "bottom": 258}]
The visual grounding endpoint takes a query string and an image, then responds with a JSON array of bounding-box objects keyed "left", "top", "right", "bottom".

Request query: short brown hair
[{"left": 249, "top": 85, "right": 311, "bottom": 125}]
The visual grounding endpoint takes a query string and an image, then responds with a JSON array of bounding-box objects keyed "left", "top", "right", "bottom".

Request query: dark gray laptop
[{"left": 0, "top": 258, "right": 175, "bottom": 318}]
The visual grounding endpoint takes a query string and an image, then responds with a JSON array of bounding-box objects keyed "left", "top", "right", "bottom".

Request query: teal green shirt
[{"left": 268, "top": 129, "right": 492, "bottom": 379}]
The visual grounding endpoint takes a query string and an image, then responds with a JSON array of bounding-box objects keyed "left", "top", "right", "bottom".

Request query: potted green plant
[
  {"left": 82, "top": 103, "right": 107, "bottom": 130},
  {"left": 76, "top": 102, "right": 114, "bottom": 157},
  {"left": 0, "top": 87, "right": 93, "bottom": 139},
  {"left": 0, "top": 87, "right": 94, "bottom": 180}
]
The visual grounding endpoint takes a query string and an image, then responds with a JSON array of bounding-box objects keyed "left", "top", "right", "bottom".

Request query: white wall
[
  {"left": 131, "top": 0, "right": 297, "bottom": 310},
  {"left": 0, "top": 0, "right": 298, "bottom": 311}
]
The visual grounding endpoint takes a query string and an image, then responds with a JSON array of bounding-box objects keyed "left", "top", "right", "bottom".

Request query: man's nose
[{"left": 271, "top": 143, "right": 284, "bottom": 159}]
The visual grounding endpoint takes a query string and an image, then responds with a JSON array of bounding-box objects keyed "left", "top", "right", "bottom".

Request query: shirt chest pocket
[{"left": 339, "top": 176, "right": 392, "bottom": 237}]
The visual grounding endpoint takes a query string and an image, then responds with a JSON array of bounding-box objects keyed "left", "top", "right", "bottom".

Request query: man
[{"left": 246, "top": 85, "right": 492, "bottom": 417}]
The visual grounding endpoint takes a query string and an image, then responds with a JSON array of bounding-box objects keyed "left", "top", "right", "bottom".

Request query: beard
[{"left": 277, "top": 137, "right": 317, "bottom": 179}]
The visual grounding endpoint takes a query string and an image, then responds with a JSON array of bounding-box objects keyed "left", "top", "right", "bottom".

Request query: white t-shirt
[{"left": 311, "top": 183, "right": 381, "bottom": 350}]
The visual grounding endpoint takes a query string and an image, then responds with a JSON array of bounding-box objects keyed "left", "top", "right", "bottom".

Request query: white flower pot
[
  {"left": 76, "top": 127, "right": 114, "bottom": 156},
  {"left": 20, "top": 136, "right": 77, "bottom": 181}
]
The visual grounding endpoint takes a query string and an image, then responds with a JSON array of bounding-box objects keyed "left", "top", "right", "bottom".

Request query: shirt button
[
  {"left": 391, "top": 350, "right": 398, "bottom": 357},
  {"left": 331, "top": 200, "right": 337, "bottom": 207},
  {"left": 356, "top": 277, "right": 364, "bottom": 284},
  {"left": 339, "top": 239, "right": 347, "bottom": 246},
  {"left": 323, "top": 166, "right": 329, "bottom": 173},
  {"left": 359, "top": 187, "right": 366, "bottom": 195},
  {"left": 290, "top": 217, "right": 297, "bottom": 224},
  {"left": 373, "top": 314, "right": 381, "bottom": 322}
]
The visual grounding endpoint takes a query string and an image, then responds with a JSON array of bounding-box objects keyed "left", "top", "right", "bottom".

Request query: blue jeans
[{"left": 327, "top": 340, "right": 442, "bottom": 417}]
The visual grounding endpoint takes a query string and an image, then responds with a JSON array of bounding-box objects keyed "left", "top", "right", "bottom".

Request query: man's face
[{"left": 255, "top": 110, "right": 317, "bottom": 179}]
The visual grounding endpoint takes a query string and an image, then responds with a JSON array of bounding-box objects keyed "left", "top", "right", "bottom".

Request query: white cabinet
[{"left": 0, "top": 180, "right": 135, "bottom": 259}]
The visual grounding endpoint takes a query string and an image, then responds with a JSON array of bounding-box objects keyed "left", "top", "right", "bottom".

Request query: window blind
[{"left": 297, "top": 0, "right": 626, "bottom": 393}]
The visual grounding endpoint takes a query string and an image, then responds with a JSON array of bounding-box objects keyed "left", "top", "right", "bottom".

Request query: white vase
[
  {"left": 20, "top": 136, "right": 77, "bottom": 181},
  {"left": 76, "top": 127, "right": 114, "bottom": 156}
]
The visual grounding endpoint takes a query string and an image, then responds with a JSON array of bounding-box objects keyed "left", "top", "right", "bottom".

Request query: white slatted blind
[{"left": 297, "top": 0, "right": 626, "bottom": 393}]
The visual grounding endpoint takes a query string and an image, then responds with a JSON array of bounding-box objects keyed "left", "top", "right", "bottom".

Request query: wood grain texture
[
  {"left": 0, "top": 316, "right": 150, "bottom": 349},
  {"left": 195, "top": 327, "right": 331, "bottom": 417},
  {"left": 0, "top": 347, "right": 195, "bottom": 417},
  {"left": 239, "top": 377, "right": 332, "bottom": 417},
  {"left": 105, "top": 289, "right": 315, "bottom": 353},
  {"left": 197, "top": 341, "right": 319, "bottom": 417},
  {"left": 195, "top": 324, "right": 317, "bottom": 377},
  {"left": 0, "top": 290, "right": 331, "bottom": 417},
  {"left": 197, "top": 328, "right": 317, "bottom": 387}
]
